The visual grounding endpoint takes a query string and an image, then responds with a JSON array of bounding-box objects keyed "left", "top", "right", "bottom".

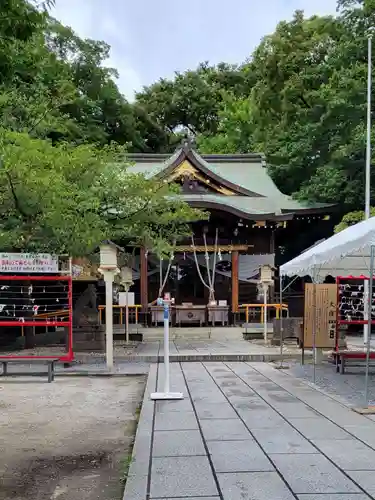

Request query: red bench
[{"left": 331, "top": 350, "right": 375, "bottom": 374}]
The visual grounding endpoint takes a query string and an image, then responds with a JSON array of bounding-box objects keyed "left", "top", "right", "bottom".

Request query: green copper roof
[
  {"left": 127, "top": 145, "right": 333, "bottom": 219},
  {"left": 178, "top": 194, "right": 284, "bottom": 218}
]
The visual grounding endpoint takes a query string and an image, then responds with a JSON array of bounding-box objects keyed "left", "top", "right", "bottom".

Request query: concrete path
[
  {"left": 124, "top": 361, "right": 375, "bottom": 499},
  {"left": 127, "top": 338, "right": 303, "bottom": 362}
]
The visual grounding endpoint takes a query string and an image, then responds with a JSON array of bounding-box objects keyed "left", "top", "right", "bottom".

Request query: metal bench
[
  {"left": 331, "top": 350, "right": 375, "bottom": 374},
  {"left": 0, "top": 358, "right": 59, "bottom": 383}
]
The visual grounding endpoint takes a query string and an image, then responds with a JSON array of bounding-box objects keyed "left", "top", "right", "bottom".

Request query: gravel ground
[
  {"left": 286, "top": 359, "right": 375, "bottom": 407},
  {"left": 0, "top": 376, "right": 146, "bottom": 500}
]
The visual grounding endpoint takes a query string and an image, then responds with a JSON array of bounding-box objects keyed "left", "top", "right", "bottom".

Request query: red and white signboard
[{"left": 0, "top": 253, "right": 58, "bottom": 273}]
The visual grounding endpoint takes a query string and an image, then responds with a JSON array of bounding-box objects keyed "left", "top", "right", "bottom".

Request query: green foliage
[
  {"left": 248, "top": 11, "right": 352, "bottom": 201},
  {"left": 0, "top": 128, "right": 205, "bottom": 256},
  {"left": 197, "top": 95, "right": 254, "bottom": 154},
  {"left": 255, "top": 2, "right": 375, "bottom": 207},
  {"left": 135, "top": 1, "right": 375, "bottom": 213},
  {"left": 135, "top": 62, "right": 253, "bottom": 137},
  {"left": 6, "top": 0, "right": 375, "bottom": 255},
  {"left": 0, "top": 0, "right": 172, "bottom": 151},
  {"left": 334, "top": 208, "right": 375, "bottom": 232},
  {"left": 0, "top": 0, "right": 208, "bottom": 256}
]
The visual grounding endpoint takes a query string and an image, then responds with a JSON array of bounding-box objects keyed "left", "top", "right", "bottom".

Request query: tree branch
[
  {"left": 27, "top": 95, "right": 56, "bottom": 136},
  {"left": 5, "top": 172, "right": 28, "bottom": 219},
  {"left": 298, "top": 94, "right": 311, "bottom": 109},
  {"left": 105, "top": 183, "right": 168, "bottom": 221}
]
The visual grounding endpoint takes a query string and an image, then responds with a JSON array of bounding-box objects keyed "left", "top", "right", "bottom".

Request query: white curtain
[
  {"left": 130, "top": 253, "right": 275, "bottom": 283},
  {"left": 187, "top": 253, "right": 274, "bottom": 283}
]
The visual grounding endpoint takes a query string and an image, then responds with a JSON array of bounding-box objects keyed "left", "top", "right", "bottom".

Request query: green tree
[
  {"left": 135, "top": 62, "right": 252, "bottom": 137},
  {"left": 0, "top": 0, "right": 171, "bottom": 151},
  {"left": 249, "top": 11, "right": 349, "bottom": 199},
  {"left": 0, "top": 128, "right": 205, "bottom": 257},
  {"left": 334, "top": 208, "right": 375, "bottom": 232},
  {"left": 244, "top": 2, "right": 375, "bottom": 209},
  {"left": 197, "top": 94, "right": 254, "bottom": 154}
]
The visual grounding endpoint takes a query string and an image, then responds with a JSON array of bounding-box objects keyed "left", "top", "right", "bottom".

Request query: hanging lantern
[
  {"left": 260, "top": 265, "right": 273, "bottom": 283},
  {"left": 99, "top": 243, "right": 118, "bottom": 270},
  {"left": 120, "top": 267, "right": 133, "bottom": 286}
]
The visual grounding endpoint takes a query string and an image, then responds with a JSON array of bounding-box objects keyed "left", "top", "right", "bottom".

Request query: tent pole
[
  {"left": 312, "top": 273, "right": 317, "bottom": 385},
  {"left": 364, "top": 33, "right": 372, "bottom": 345},
  {"left": 279, "top": 275, "right": 284, "bottom": 366},
  {"left": 277, "top": 275, "right": 298, "bottom": 368},
  {"left": 364, "top": 244, "right": 375, "bottom": 408}
]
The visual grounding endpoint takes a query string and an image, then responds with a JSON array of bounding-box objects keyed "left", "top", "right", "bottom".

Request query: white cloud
[
  {"left": 102, "top": 53, "right": 142, "bottom": 102},
  {"left": 50, "top": 0, "right": 141, "bottom": 101},
  {"left": 49, "top": 0, "right": 338, "bottom": 97}
]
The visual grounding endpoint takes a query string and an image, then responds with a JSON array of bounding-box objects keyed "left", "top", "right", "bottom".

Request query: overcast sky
[{"left": 51, "top": 0, "right": 338, "bottom": 101}]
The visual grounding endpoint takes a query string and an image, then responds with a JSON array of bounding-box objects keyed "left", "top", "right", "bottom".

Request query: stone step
[
  {"left": 115, "top": 352, "right": 304, "bottom": 362},
  {"left": 130, "top": 326, "right": 273, "bottom": 340},
  {"left": 73, "top": 342, "right": 104, "bottom": 352}
]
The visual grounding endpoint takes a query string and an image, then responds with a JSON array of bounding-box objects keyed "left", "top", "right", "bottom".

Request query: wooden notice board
[{"left": 304, "top": 284, "right": 337, "bottom": 349}]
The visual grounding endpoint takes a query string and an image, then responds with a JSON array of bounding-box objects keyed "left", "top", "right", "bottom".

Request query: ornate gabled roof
[{"left": 127, "top": 140, "right": 334, "bottom": 220}]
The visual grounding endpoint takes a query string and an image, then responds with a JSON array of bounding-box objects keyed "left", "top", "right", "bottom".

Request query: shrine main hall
[{"left": 107, "top": 140, "right": 333, "bottom": 325}]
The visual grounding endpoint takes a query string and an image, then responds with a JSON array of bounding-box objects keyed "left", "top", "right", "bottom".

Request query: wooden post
[
  {"left": 231, "top": 251, "right": 239, "bottom": 313},
  {"left": 140, "top": 247, "right": 148, "bottom": 324},
  {"left": 270, "top": 229, "right": 275, "bottom": 302}
]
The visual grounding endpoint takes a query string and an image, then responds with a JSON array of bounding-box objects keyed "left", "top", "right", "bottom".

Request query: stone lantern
[
  {"left": 259, "top": 264, "right": 274, "bottom": 343},
  {"left": 98, "top": 240, "right": 122, "bottom": 370},
  {"left": 120, "top": 266, "right": 134, "bottom": 343}
]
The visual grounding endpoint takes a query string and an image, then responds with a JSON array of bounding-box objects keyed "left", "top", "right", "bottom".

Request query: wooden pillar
[
  {"left": 270, "top": 228, "right": 275, "bottom": 254},
  {"left": 231, "top": 251, "right": 239, "bottom": 313},
  {"left": 270, "top": 229, "right": 275, "bottom": 302},
  {"left": 140, "top": 247, "right": 148, "bottom": 317}
]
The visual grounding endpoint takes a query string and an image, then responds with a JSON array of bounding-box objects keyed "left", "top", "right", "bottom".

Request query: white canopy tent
[
  {"left": 280, "top": 217, "right": 375, "bottom": 280},
  {"left": 279, "top": 217, "right": 375, "bottom": 407}
]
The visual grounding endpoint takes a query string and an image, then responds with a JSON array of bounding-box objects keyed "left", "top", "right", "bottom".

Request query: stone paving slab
[
  {"left": 251, "top": 425, "right": 317, "bottom": 454},
  {"left": 218, "top": 471, "right": 295, "bottom": 500},
  {"left": 271, "top": 454, "right": 360, "bottom": 494},
  {"left": 288, "top": 417, "right": 353, "bottom": 440},
  {"left": 312, "top": 439, "right": 375, "bottom": 471},
  {"left": 153, "top": 430, "right": 205, "bottom": 457},
  {"left": 297, "top": 496, "right": 371, "bottom": 500},
  {"left": 346, "top": 471, "right": 375, "bottom": 495},
  {"left": 207, "top": 440, "right": 274, "bottom": 472},
  {"left": 123, "top": 361, "right": 375, "bottom": 499},
  {"left": 240, "top": 408, "right": 287, "bottom": 429},
  {"left": 154, "top": 411, "right": 198, "bottom": 431},
  {"left": 150, "top": 456, "right": 218, "bottom": 498},
  {"left": 200, "top": 418, "right": 251, "bottom": 441}
]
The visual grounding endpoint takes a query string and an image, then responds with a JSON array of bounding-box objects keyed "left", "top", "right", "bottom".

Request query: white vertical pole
[
  {"left": 312, "top": 276, "right": 317, "bottom": 385},
  {"left": 364, "top": 33, "right": 372, "bottom": 345},
  {"left": 163, "top": 303, "right": 170, "bottom": 393},
  {"left": 279, "top": 276, "right": 284, "bottom": 366},
  {"left": 366, "top": 34, "right": 372, "bottom": 220},
  {"left": 263, "top": 283, "right": 268, "bottom": 343},
  {"left": 151, "top": 297, "right": 183, "bottom": 400},
  {"left": 125, "top": 285, "right": 129, "bottom": 344},
  {"left": 364, "top": 245, "right": 375, "bottom": 408},
  {"left": 105, "top": 273, "right": 114, "bottom": 371}
]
